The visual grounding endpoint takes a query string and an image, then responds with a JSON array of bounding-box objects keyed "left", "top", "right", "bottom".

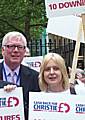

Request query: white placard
[
  {"left": 29, "top": 92, "right": 85, "bottom": 120},
  {"left": 0, "top": 87, "right": 25, "bottom": 120},
  {"left": 22, "top": 56, "right": 43, "bottom": 72},
  {"left": 47, "top": 15, "right": 85, "bottom": 43},
  {"left": 45, "top": 0, "right": 85, "bottom": 18}
]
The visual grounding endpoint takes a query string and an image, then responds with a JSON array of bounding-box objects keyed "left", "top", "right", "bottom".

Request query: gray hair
[{"left": 2, "top": 31, "right": 27, "bottom": 47}]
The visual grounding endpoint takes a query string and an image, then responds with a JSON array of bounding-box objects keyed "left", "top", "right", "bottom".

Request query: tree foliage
[{"left": 0, "top": 0, "right": 47, "bottom": 45}]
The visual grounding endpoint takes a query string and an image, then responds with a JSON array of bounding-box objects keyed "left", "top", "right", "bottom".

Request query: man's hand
[{"left": 4, "top": 85, "right": 16, "bottom": 92}]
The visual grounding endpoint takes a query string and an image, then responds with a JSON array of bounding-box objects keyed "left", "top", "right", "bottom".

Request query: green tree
[{"left": 0, "top": 0, "right": 47, "bottom": 45}]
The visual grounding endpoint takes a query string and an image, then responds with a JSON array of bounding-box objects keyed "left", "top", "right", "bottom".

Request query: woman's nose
[{"left": 50, "top": 68, "right": 54, "bottom": 74}]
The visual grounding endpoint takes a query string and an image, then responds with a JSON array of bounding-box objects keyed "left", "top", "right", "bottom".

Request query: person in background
[
  {"left": 24, "top": 47, "right": 30, "bottom": 57},
  {"left": 73, "top": 68, "right": 85, "bottom": 94},
  {"left": 0, "top": 31, "right": 40, "bottom": 120},
  {"left": 68, "top": 67, "right": 85, "bottom": 87},
  {"left": 21, "top": 47, "right": 31, "bottom": 67},
  {"left": 66, "top": 66, "right": 85, "bottom": 94},
  {"left": 75, "top": 68, "right": 85, "bottom": 86}
]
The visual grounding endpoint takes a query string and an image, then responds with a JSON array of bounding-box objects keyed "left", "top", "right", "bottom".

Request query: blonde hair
[{"left": 39, "top": 53, "right": 69, "bottom": 91}]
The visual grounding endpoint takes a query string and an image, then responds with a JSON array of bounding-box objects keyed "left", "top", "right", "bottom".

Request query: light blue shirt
[{"left": 3, "top": 62, "right": 20, "bottom": 85}]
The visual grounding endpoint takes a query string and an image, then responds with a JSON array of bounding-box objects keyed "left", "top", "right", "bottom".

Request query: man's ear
[{"left": 1, "top": 47, "right": 5, "bottom": 57}]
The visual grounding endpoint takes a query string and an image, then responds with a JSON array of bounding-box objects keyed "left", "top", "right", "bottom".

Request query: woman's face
[{"left": 44, "top": 59, "right": 63, "bottom": 86}]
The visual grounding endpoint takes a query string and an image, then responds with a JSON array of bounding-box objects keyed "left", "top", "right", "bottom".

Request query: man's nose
[{"left": 14, "top": 46, "right": 18, "bottom": 51}]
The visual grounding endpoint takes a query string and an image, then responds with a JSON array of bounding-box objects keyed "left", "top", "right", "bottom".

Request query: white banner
[
  {"left": 45, "top": 0, "right": 85, "bottom": 18},
  {"left": 22, "top": 56, "right": 43, "bottom": 72},
  {"left": 47, "top": 15, "right": 85, "bottom": 43},
  {"left": 0, "top": 87, "right": 25, "bottom": 120},
  {"left": 29, "top": 92, "right": 85, "bottom": 120},
  {"left": 0, "top": 56, "right": 43, "bottom": 72}
]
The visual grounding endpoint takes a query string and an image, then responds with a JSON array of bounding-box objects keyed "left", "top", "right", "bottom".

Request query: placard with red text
[
  {"left": 0, "top": 87, "right": 25, "bottom": 120},
  {"left": 29, "top": 92, "right": 85, "bottom": 120},
  {"left": 45, "top": 0, "right": 85, "bottom": 18}
]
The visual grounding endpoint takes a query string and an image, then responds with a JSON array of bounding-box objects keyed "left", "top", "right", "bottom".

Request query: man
[
  {"left": 24, "top": 47, "right": 30, "bottom": 57},
  {"left": 0, "top": 31, "right": 40, "bottom": 120}
]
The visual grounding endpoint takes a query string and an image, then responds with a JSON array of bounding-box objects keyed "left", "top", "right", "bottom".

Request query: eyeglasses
[{"left": 4, "top": 45, "right": 26, "bottom": 51}]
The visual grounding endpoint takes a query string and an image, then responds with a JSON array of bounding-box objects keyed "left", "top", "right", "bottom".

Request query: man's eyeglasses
[{"left": 4, "top": 45, "right": 26, "bottom": 51}]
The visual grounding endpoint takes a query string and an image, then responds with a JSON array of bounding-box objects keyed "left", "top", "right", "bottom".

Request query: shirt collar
[{"left": 3, "top": 62, "right": 20, "bottom": 76}]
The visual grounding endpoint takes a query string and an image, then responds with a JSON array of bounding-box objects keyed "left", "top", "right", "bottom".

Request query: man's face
[{"left": 2, "top": 36, "right": 26, "bottom": 69}]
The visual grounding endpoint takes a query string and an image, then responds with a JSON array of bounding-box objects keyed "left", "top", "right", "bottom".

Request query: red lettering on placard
[
  {"left": 48, "top": 0, "right": 85, "bottom": 10},
  {"left": 64, "top": 103, "right": 70, "bottom": 113},
  {"left": 59, "top": 1, "right": 82, "bottom": 9},
  {"left": 8, "top": 97, "right": 13, "bottom": 107},
  {"left": 0, "top": 114, "right": 20, "bottom": 120},
  {"left": 49, "top": 4, "right": 57, "bottom": 10},
  {"left": 7, "top": 97, "right": 19, "bottom": 107},
  {"left": 58, "top": 103, "right": 70, "bottom": 113},
  {"left": 13, "top": 97, "right": 19, "bottom": 106}
]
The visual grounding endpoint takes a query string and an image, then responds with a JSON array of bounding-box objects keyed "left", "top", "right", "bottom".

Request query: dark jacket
[
  {"left": 0, "top": 62, "right": 40, "bottom": 120},
  {"left": 0, "top": 80, "right": 14, "bottom": 88}
]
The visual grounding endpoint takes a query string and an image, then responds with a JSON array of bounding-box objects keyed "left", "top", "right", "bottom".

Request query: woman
[{"left": 39, "top": 53, "right": 76, "bottom": 94}]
